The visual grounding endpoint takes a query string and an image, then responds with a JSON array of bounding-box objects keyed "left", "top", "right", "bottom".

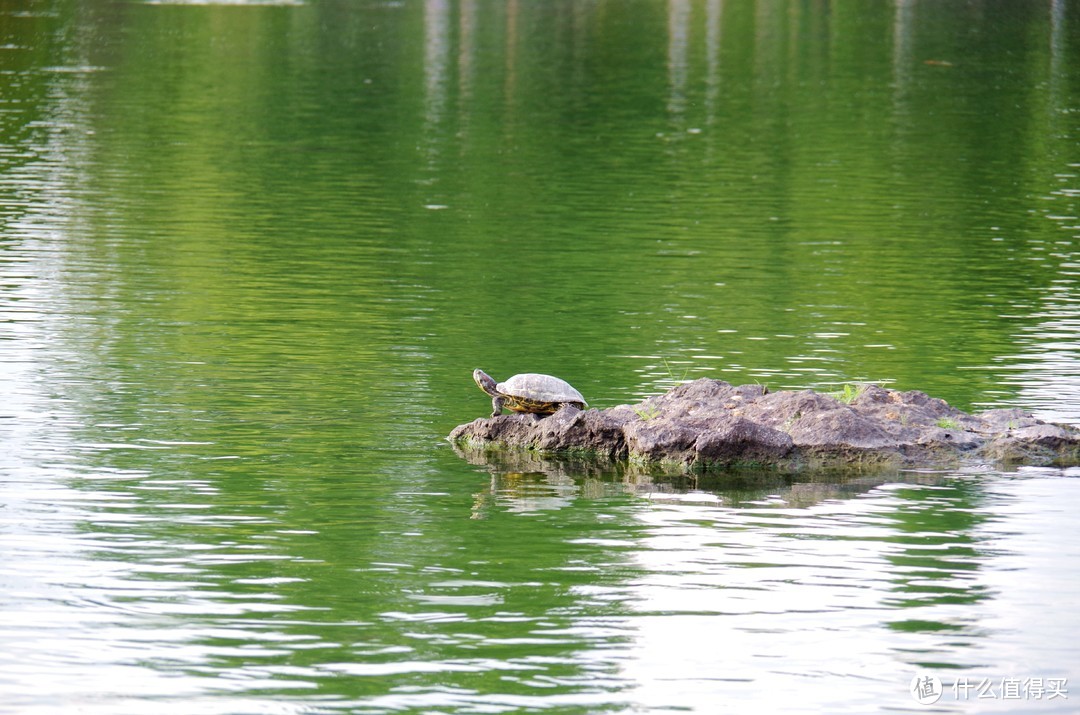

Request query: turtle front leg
[{"left": 491, "top": 396, "right": 504, "bottom": 417}]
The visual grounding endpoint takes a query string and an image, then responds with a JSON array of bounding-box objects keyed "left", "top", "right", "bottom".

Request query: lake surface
[{"left": 1, "top": 0, "right": 1079, "bottom": 712}]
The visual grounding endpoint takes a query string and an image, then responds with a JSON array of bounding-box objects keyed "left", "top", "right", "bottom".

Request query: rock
[
  {"left": 978, "top": 423, "right": 1080, "bottom": 465},
  {"left": 448, "top": 378, "right": 1080, "bottom": 473},
  {"left": 692, "top": 418, "right": 794, "bottom": 467}
]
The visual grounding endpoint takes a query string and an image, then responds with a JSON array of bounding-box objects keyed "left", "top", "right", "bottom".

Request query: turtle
[{"left": 472, "top": 369, "right": 587, "bottom": 417}]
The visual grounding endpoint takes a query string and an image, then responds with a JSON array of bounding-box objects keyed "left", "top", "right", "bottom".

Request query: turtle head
[{"left": 473, "top": 369, "right": 499, "bottom": 397}]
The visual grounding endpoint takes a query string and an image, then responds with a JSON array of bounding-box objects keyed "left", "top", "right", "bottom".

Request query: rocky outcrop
[{"left": 448, "top": 379, "right": 1080, "bottom": 472}]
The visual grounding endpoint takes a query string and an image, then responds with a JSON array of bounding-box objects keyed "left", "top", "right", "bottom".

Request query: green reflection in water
[
  {"left": 2, "top": 0, "right": 1079, "bottom": 712},
  {"left": 5, "top": 0, "right": 1077, "bottom": 415}
]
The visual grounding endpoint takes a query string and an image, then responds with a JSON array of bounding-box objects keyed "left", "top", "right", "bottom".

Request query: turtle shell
[{"left": 497, "top": 373, "right": 587, "bottom": 414}]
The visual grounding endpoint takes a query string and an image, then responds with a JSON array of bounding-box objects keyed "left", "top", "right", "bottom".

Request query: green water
[{"left": 2, "top": 1, "right": 1079, "bottom": 713}]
